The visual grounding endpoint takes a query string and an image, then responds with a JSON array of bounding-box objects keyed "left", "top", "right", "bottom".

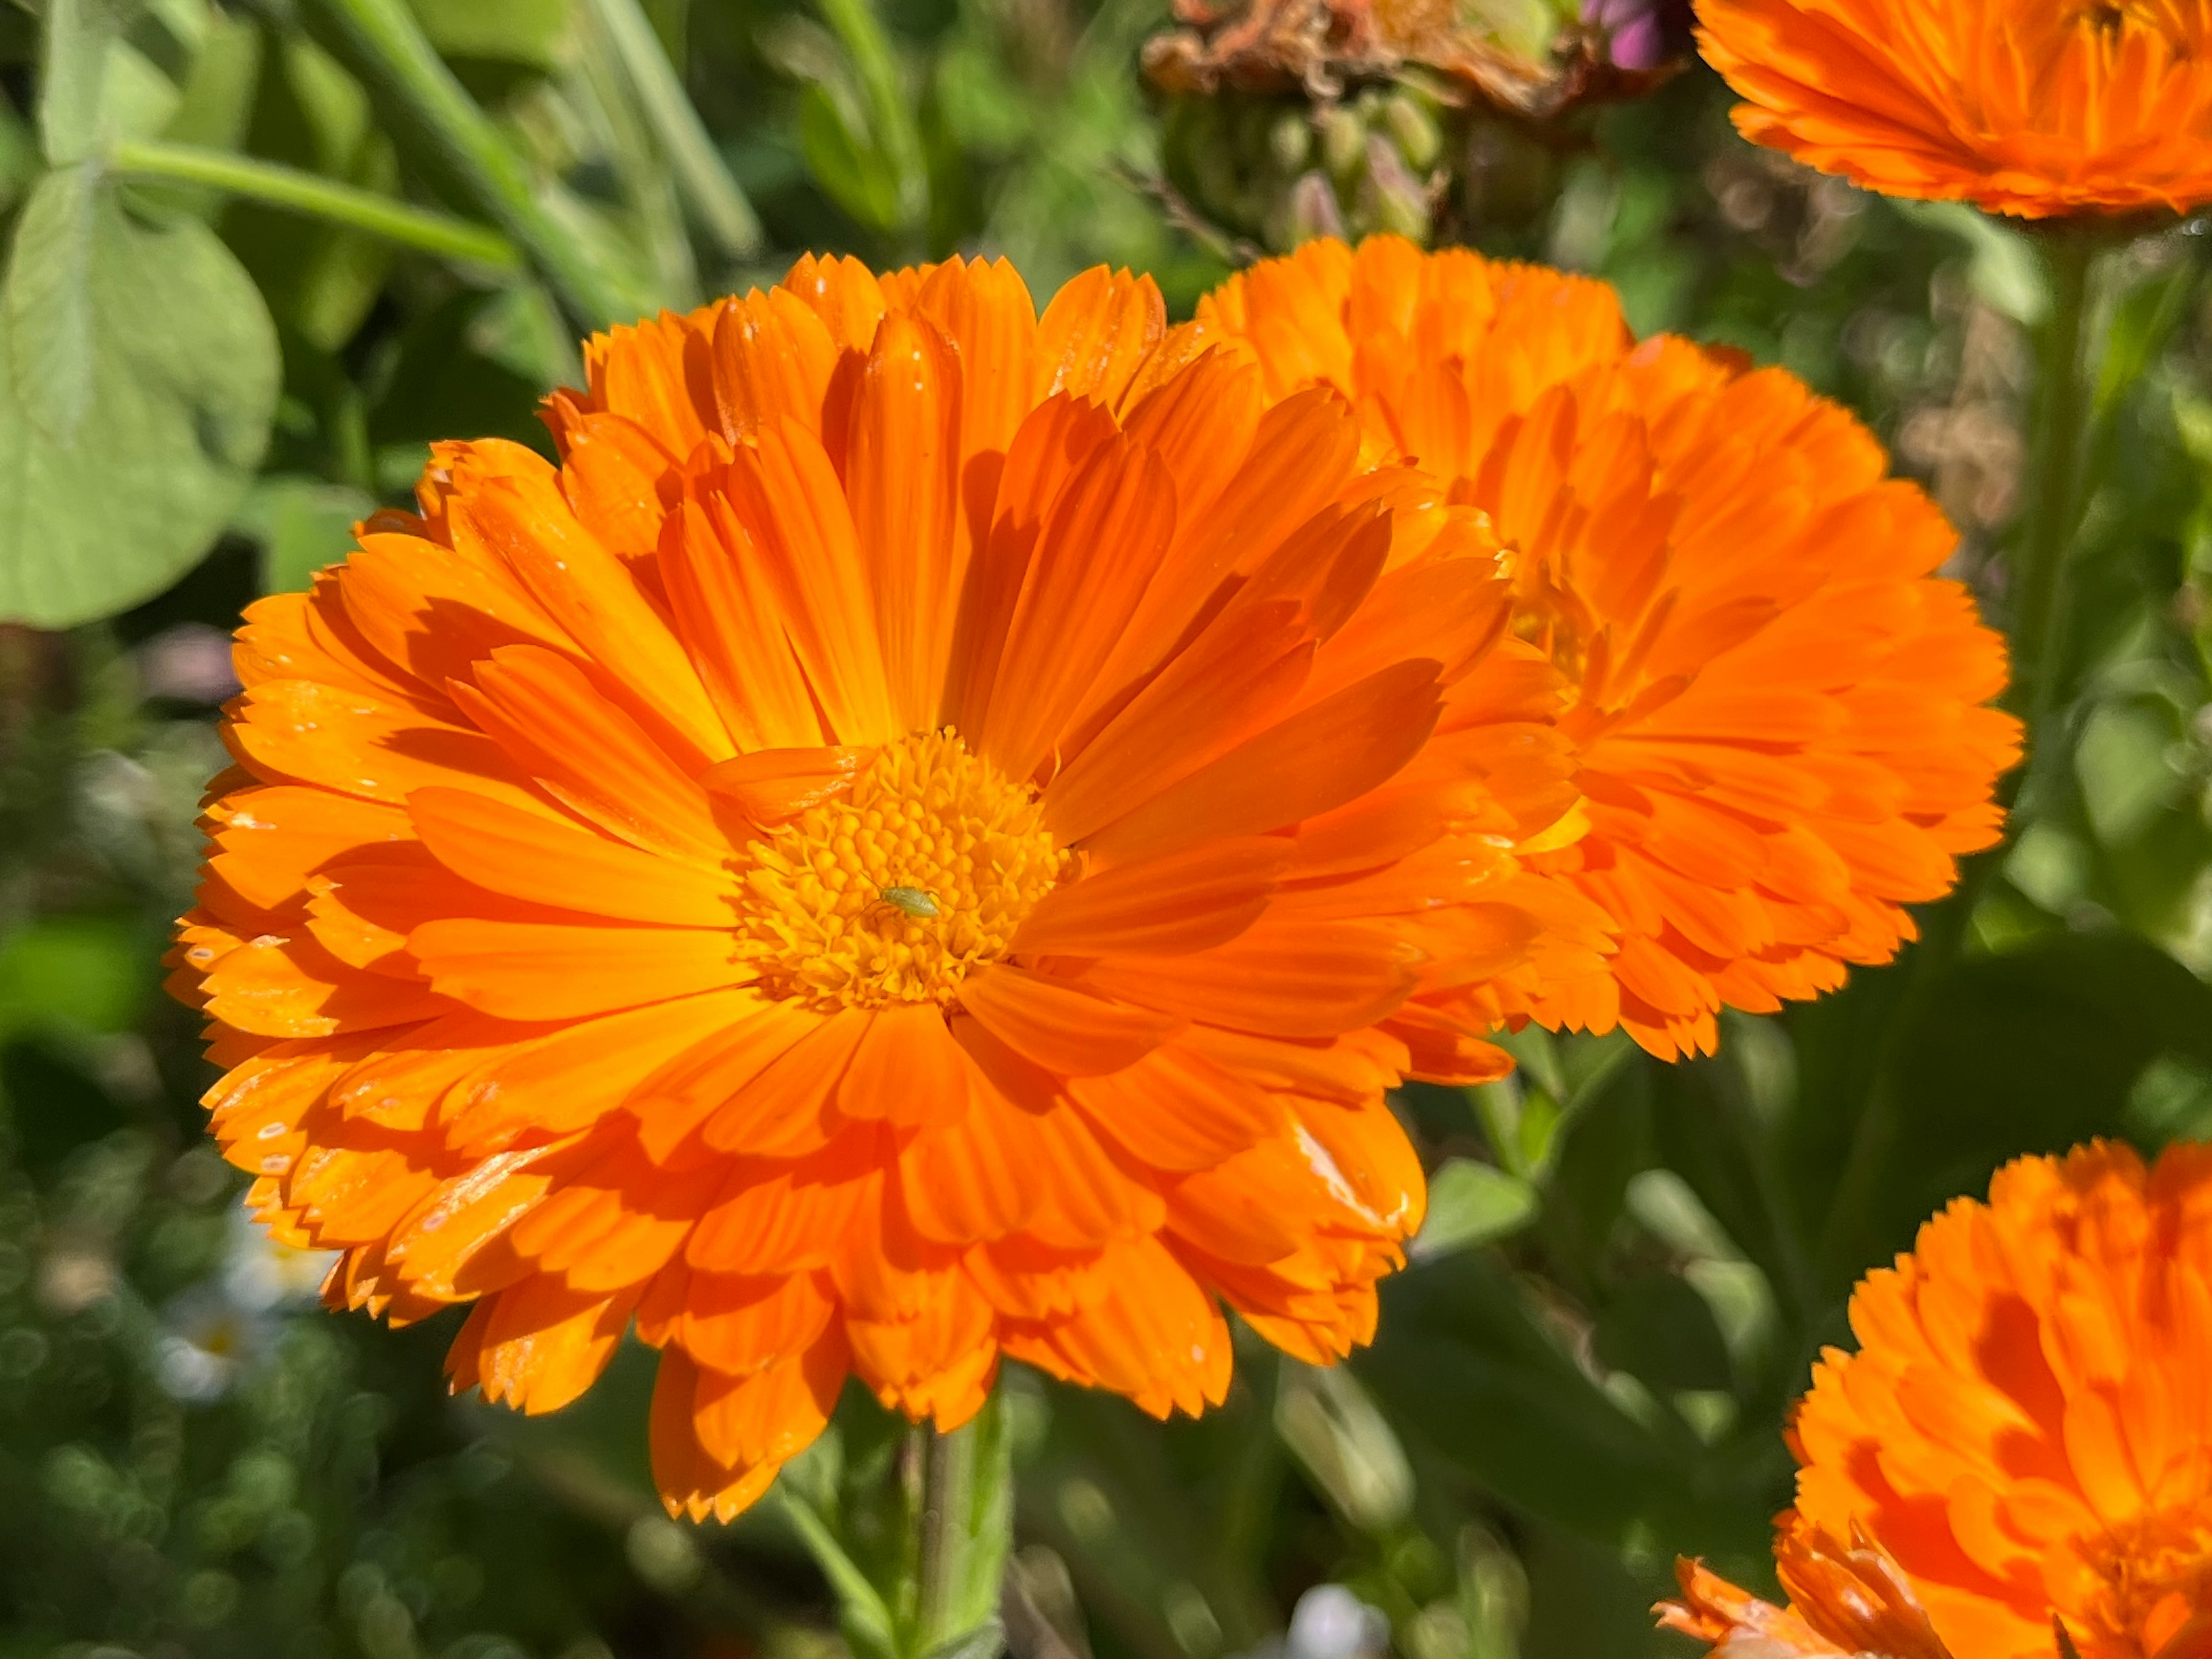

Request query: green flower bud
[
  {"left": 1317, "top": 103, "right": 1367, "bottom": 185},
  {"left": 1380, "top": 90, "right": 1444, "bottom": 172},
  {"left": 1268, "top": 109, "right": 1314, "bottom": 176}
]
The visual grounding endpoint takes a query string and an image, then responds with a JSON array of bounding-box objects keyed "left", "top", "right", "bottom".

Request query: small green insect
[{"left": 874, "top": 885, "right": 942, "bottom": 920}]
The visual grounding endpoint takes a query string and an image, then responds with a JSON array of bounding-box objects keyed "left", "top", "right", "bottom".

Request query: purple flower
[{"left": 1584, "top": 0, "right": 1694, "bottom": 69}]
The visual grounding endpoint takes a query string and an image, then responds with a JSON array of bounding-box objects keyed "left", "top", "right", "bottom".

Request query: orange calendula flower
[
  {"left": 1662, "top": 1527, "right": 1956, "bottom": 1658},
  {"left": 1696, "top": 0, "right": 2212, "bottom": 219},
  {"left": 175, "top": 254, "right": 1604, "bottom": 1520},
  {"left": 1186, "top": 236, "right": 2020, "bottom": 1058},
  {"left": 1660, "top": 1142, "right": 2212, "bottom": 1659}
]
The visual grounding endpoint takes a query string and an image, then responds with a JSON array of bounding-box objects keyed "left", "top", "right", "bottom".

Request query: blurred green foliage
[{"left": 6, "top": 1, "right": 2212, "bottom": 1656}]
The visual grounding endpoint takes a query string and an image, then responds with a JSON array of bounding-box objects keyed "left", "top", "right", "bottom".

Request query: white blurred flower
[
  {"left": 221, "top": 1206, "right": 337, "bottom": 1313},
  {"left": 155, "top": 1213, "right": 338, "bottom": 1402},
  {"left": 1287, "top": 1586, "right": 1389, "bottom": 1659},
  {"left": 156, "top": 1284, "right": 266, "bottom": 1403}
]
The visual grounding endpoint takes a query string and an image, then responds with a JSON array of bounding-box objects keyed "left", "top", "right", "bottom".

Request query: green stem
[
  {"left": 108, "top": 138, "right": 518, "bottom": 268},
  {"left": 581, "top": 0, "right": 763, "bottom": 260},
  {"left": 306, "top": 0, "right": 638, "bottom": 328},
  {"left": 813, "top": 0, "right": 927, "bottom": 238},
  {"left": 2009, "top": 222, "right": 2101, "bottom": 740},
  {"left": 915, "top": 1423, "right": 974, "bottom": 1647},
  {"left": 912, "top": 1412, "right": 1012, "bottom": 1659}
]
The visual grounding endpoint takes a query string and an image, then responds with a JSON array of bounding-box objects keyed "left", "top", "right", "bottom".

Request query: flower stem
[
  {"left": 912, "top": 1408, "right": 1013, "bottom": 1659},
  {"left": 2009, "top": 221, "right": 2101, "bottom": 740},
  {"left": 107, "top": 139, "right": 519, "bottom": 270},
  {"left": 305, "top": 0, "right": 642, "bottom": 329}
]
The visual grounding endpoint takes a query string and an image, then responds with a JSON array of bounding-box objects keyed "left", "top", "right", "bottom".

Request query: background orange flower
[
  {"left": 1668, "top": 1141, "right": 2212, "bottom": 1659},
  {"left": 1696, "top": 0, "right": 2212, "bottom": 218},
  {"left": 1188, "top": 236, "right": 2020, "bottom": 1058},
  {"left": 1661, "top": 1527, "right": 1957, "bottom": 1658},
  {"left": 175, "top": 253, "right": 1604, "bottom": 1520}
]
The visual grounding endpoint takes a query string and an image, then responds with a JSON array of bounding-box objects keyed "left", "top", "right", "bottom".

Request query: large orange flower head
[
  {"left": 1186, "top": 236, "right": 2020, "bottom": 1058},
  {"left": 1696, "top": 0, "right": 2212, "bottom": 219},
  {"left": 1662, "top": 1142, "right": 2212, "bottom": 1659},
  {"left": 174, "top": 253, "right": 1605, "bottom": 1520}
]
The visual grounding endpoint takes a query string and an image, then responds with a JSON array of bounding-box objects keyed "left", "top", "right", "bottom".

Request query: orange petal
[
  {"left": 1091, "top": 919, "right": 1420, "bottom": 1039},
  {"left": 410, "top": 916, "right": 746, "bottom": 1021},
  {"left": 698, "top": 745, "right": 873, "bottom": 825},
  {"left": 453, "top": 644, "right": 726, "bottom": 859},
  {"left": 1079, "top": 660, "right": 1443, "bottom": 866},
  {"left": 1010, "top": 838, "right": 1286, "bottom": 957},
  {"left": 958, "top": 965, "right": 1184, "bottom": 1075},
  {"left": 410, "top": 786, "right": 738, "bottom": 927}
]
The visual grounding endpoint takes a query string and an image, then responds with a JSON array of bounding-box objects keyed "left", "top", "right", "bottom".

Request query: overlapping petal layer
[
  {"left": 1698, "top": 0, "right": 2212, "bottom": 218},
  {"left": 1187, "top": 236, "right": 2020, "bottom": 1058},
  {"left": 177, "top": 254, "right": 1607, "bottom": 1519},
  {"left": 1664, "top": 1142, "right": 2212, "bottom": 1659}
]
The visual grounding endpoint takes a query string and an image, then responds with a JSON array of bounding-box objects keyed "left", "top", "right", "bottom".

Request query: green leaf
[
  {"left": 1359, "top": 1251, "right": 1767, "bottom": 1554},
  {"left": 5, "top": 164, "right": 100, "bottom": 444},
  {"left": 0, "top": 912, "right": 146, "bottom": 1036},
  {"left": 1590, "top": 1273, "right": 1734, "bottom": 1395},
  {"left": 406, "top": 0, "right": 573, "bottom": 67},
  {"left": 1806, "top": 929, "right": 2212, "bottom": 1281},
  {"left": 1893, "top": 198, "right": 2046, "bottom": 325},
  {"left": 801, "top": 82, "right": 902, "bottom": 232},
  {"left": 1276, "top": 1362, "right": 1414, "bottom": 1533},
  {"left": 0, "top": 178, "right": 279, "bottom": 627},
  {"left": 39, "top": 0, "right": 141, "bottom": 163},
  {"left": 0, "top": 95, "right": 35, "bottom": 217},
  {"left": 157, "top": 10, "right": 264, "bottom": 157},
  {"left": 1410, "top": 1160, "right": 1540, "bottom": 1262}
]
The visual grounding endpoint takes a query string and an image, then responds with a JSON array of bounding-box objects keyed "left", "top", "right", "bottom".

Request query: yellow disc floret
[{"left": 734, "top": 729, "right": 1069, "bottom": 1009}]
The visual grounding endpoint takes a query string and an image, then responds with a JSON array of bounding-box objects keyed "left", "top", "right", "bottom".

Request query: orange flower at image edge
[
  {"left": 1661, "top": 1142, "right": 2212, "bottom": 1659},
  {"left": 1188, "top": 236, "right": 2020, "bottom": 1058},
  {"left": 1696, "top": 0, "right": 2212, "bottom": 218},
  {"left": 175, "top": 255, "right": 1611, "bottom": 1518}
]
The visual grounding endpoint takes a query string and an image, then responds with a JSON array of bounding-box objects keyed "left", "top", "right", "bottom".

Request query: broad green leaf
[
  {"left": 1359, "top": 1252, "right": 1770, "bottom": 1554},
  {"left": 0, "top": 179, "right": 279, "bottom": 627},
  {"left": 2077, "top": 695, "right": 2185, "bottom": 846},
  {"left": 99, "top": 39, "right": 184, "bottom": 143},
  {"left": 39, "top": 0, "right": 141, "bottom": 163},
  {"left": 160, "top": 12, "right": 264, "bottom": 156},
  {"left": 1800, "top": 929, "right": 2212, "bottom": 1283},
  {"left": 1410, "top": 1160, "right": 1540, "bottom": 1262},
  {"left": 5, "top": 165, "right": 99, "bottom": 444},
  {"left": 1590, "top": 1273, "right": 1734, "bottom": 1395},
  {"left": 0, "top": 96, "right": 33, "bottom": 216},
  {"left": 1647, "top": 1056, "right": 1815, "bottom": 1328}
]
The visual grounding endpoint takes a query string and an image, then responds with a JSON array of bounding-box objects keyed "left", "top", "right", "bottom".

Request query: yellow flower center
[{"left": 734, "top": 729, "right": 1070, "bottom": 1010}]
